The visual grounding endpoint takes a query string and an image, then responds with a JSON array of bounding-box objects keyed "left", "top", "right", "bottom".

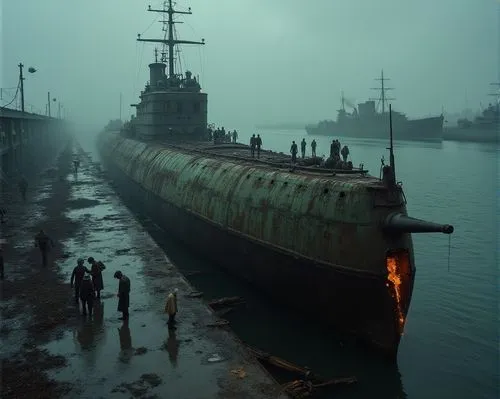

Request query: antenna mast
[
  {"left": 137, "top": 0, "right": 205, "bottom": 78},
  {"left": 371, "top": 69, "right": 395, "bottom": 113}
]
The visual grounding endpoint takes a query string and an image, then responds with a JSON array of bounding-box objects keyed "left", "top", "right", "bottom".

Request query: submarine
[{"left": 98, "top": 0, "right": 454, "bottom": 357}]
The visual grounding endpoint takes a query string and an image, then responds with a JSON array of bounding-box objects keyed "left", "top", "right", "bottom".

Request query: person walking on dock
[
  {"left": 18, "top": 176, "right": 28, "bottom": 202},
  {"left": 165, "top": 288, "right": 178, "bottom": 328},
  {"left": 88, "top": 257, "right": 105, "bottom": 299},
  {"left": 311, "top": 139, "right": 317, "bottom": 157},
  {"left": 290, "top": 141, "right": 298, "bottom": 164},
  {"left": 71, "top": 258, "right": 89, "bottom": 303},
  {"left": 300, "top": 139, "right": 307, "bottom": 159},
  {"left": 114, "top": 270, "right": 130, "bottom": 320},
  {"left": 34, "top": 229, "right": 53, "bottom": 267},
  {"left": 250, "top": 134, "right": 256, "bottom": 158},
  {"left": 79, "top": 274, "right": 95, "bottom": 317},
  {"left": 256, "top": 134, "right": 262, "bottom": 158}
]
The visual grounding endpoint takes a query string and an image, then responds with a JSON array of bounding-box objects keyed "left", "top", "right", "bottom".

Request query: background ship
[
  {"left": 98, "top": 0, "right": 454, "bottom": 357},
  {"left": 305, "top": 71, "right": 444, "bottom": 142},
  {"left": 443, "top": 83, "right": 499, "bottom": 144}
]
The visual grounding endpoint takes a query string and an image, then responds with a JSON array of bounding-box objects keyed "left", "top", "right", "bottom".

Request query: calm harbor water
[{"left": 80, "top": 129, "right": 498, "bottom": 399}]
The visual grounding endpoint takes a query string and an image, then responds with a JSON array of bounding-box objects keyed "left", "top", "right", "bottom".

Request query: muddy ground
[
  {"left": 1, "top": 141, "right": 78, "bottom": 398},
  {"left": 0, "top": 140, "right": 286, "bottom": 399}
]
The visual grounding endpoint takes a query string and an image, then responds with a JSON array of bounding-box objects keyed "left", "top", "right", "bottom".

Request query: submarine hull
[{"left": 98, "top": 132, "right": 415, "bottom": 356}]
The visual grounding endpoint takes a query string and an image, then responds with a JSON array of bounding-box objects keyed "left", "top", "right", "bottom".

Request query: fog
[{"left": 1, "top": 0, "right": 498, "bottom": 132}]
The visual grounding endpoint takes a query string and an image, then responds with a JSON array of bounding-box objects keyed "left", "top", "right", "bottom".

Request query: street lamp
[{"left": 18, "top": 62, "right": 37, "bottom": 113}]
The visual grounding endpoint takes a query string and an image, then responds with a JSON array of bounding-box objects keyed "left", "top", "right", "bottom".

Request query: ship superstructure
[{"left": 125, "top": 1, "right": 207, "bottom": 140}]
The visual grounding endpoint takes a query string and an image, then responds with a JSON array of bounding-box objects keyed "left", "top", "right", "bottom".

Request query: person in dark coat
[
  {"left": 34, "top": 229, "right": 53, "bottom": 267},
  {"left": 311, "top": 139, "right": 317, "bottom": 157},
  {"left": 250, "top": 134, "right": 256, "bottom": 158},
  {"left": 256, "top": 134, "right": 262, "bottom": 158},
  {"left": 341, "top": 145, "right": 350, "bottom": 162},
  {"left": 290, "top": 141, "right": 298, "bottom": 163},
  {"left": 80, "top": 275, "right": 95, "bottom": 317},
  {"left": 114, "top": 270, "right": 130, "bottom": 320},
  {"left": 71, "top": 258, "right": 89, "bottom": 303},
  {"left": 88, "top": 257, "right": 105, "bottom": 299}
]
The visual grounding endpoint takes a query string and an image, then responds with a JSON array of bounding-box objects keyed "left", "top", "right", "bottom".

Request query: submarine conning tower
[{"left": 130, "top": 0, "right": 207, "bottom": 142}]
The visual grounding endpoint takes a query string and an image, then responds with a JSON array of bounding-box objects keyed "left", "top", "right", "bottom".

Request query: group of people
[
  {"left": 70, "top": 257, "right": 131, "bottom": 320},
  {"left": 208, "top": 126, "right": 238, "bottom": 144},
  {"left": 289, "top": 138, "right": 351, "bottom": 167},
  {"left": 249, "top": 134, "right": 263, "bottom": 158},
  {"left": 69, "top": 256, "right": 178, "bottom": 328},
  {"left": 289, "top": 138, "right": 318, "bottom": 162}
]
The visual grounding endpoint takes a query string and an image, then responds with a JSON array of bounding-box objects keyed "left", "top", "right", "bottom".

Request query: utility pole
[
  {"left": 120, "top": 93, "right": 122, "bottom": 121},
  {"left": 19, "top": 63, "right": 25, "bottom": 112},
  {"left": 58, "top": 102, "right": 61, "bottom": 119},
  {"left": 47, "top": 92, "right": 51, "bottom": 117}
]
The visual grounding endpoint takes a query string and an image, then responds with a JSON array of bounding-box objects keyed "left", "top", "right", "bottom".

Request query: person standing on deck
[
  {"left": 114, "top": 270, "right": 130, "bottom": 320},
  {"left": 256, "top": 134, "right": 263, "bottom": 158},
  {"left": 300, "top": 138, "right": 307, "bottom": 159},
  {"left": 341, "top": 145, "right": 350, "bottom": 162},
  {"left": 290, "top": 141, "right": 298, "bottom": 164},
  {"left": 232, "top": 130, "right": 238, "bottom": 143},
  {"left": 311, "top": 139, "right": 317, "bottom": 157},
  {"left": 34, "top": 229, "right": 53, "bottom": 267},
  {"left": 71, "top": 258, "right": 89, "bottom": 303},
  {"left": 250, "top": 134, "right": 256, "bottom": 158}
]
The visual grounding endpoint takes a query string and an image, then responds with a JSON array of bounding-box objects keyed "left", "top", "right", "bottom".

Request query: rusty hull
[{"left": 98, "top": 132, "right": 415, "bottom": 355}]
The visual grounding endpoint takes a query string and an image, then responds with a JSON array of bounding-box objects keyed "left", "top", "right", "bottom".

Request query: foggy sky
[{"left": 1, "top": 0, "right": 498, "bottom": 131}]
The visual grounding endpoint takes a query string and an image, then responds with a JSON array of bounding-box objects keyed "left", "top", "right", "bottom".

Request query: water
[{"left": 78, "top": 130, "right": 499, "bottom": 399}]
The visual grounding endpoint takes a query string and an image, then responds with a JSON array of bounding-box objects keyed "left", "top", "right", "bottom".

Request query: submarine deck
[{"left": 138, "top": 137, "right": 386, "bottom": 187}]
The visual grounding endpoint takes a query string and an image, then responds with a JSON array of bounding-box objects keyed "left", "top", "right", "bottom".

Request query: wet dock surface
[{"left": 0, "top": 140, "right": 285, "bottom": 398}]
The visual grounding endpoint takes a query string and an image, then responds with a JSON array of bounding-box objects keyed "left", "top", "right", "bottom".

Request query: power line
[{"left": 0, "top": 81, "right": 20, "bottom": 109}]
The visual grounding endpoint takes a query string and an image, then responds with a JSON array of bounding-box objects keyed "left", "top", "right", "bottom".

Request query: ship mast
[
  {"left": 371, "top": 69, "right": 395, "bottom": 113},
  {"left": 137, "top": 0, "right": 205, "bottom": 78}
]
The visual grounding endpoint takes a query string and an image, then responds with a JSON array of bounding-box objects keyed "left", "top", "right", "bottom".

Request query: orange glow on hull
[{"left": 386, "top": 250, "right": 411, "bottom": 336}]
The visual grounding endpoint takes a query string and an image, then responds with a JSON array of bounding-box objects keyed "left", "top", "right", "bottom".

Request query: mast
[
  {"left": 341, "top": 90, "right": 345, "bottom": 112},
  {"left": 137, "top": 0, "right": 205, "bottom": 78},
  {"left": 371, "top": 69, "right": 395, "bottom": 113}
]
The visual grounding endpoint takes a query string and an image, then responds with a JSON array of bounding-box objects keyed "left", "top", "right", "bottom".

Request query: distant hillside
[{"left": 254, "top": 122, "right": 309, "bottom": 130}]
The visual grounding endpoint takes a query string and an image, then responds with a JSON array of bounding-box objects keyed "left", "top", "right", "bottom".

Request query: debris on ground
[
  {"left": 231, "top": 367, "right": 247, "bottom": 379},
  {"left": 247, "top": 345, "right": 357, "bottom": 398},
  {"left": 208, "top": 296, "right": 245, "bottom": 309},
  {"left": 206, "top": 319, "right": 230, "bottom": 328}
]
